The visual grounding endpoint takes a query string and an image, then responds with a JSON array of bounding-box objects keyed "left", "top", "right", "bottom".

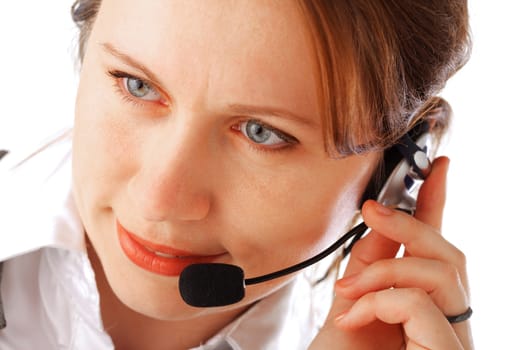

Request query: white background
[{"left": 1, "top": 2, "right": 524, "bottom": 349}]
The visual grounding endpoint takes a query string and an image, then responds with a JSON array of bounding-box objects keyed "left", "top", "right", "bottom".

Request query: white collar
[{"left": 0, "top": 131, "right": 85, "bottom": 261}]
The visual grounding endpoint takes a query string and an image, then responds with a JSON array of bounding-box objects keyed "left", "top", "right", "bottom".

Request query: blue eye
[
  {"left": 240, "top": 120, "right": 294, "bottom": 147},
  {"left": 123, "top": 77, "right": 161, "bottom": 101}
]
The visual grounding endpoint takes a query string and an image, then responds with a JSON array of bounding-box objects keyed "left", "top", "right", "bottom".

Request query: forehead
[{"left": 90, "top": 0, "right": 320, "bottom": 120}]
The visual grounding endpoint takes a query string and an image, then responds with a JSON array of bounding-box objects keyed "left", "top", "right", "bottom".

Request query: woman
[{"left": 0, "top": 0, "right": 473, "bottom": 349}]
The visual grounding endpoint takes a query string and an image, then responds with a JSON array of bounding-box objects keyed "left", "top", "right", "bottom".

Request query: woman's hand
[{"left": 310, "top": 157, "right": 474, "bottom": 349}]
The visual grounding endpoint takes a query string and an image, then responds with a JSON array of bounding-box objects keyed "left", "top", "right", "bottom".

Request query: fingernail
[
  {"left": 374, "top": 201, "right": 395, "bottom": 216},
  {"left": 444, "top": 157, "right": 451, "bottom": 173},
  {"left": 334, "top": 311, "right": 348, "bottom": 325},
  {"left": 337, "top": 273, "right": 360, "bottom": 288}
]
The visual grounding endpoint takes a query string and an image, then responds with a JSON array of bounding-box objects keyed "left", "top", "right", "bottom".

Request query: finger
[
  {"left": 361, "top": 200, "right": 467, "bottom": 271},
  {"left": 335, "top": 257, "right": 469, "bottom": 316},
  {"left": 342, "top": 230, "right": 401, "bottom": 276},
  {"left": 414, "top": 156, "right": 450, "bottom": 231},
  {"left": 328, "top": 229, "right": 401, "bottom": 319},
  {"left": 335, "top": 288, "right": 464, "bottom": 349}
]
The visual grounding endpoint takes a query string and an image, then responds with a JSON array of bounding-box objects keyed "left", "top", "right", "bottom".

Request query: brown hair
[{"left": 71, "top": 0, "right": 470, "bottom": 156}]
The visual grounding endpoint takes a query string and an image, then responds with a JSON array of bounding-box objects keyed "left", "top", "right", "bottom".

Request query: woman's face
[{"left": 72, "top": 0, "right": 379, "bottom": 320}]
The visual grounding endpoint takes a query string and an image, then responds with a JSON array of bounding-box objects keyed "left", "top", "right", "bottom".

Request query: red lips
[{"left": 116, "top": 220, "right": 223, "bottom": 276}]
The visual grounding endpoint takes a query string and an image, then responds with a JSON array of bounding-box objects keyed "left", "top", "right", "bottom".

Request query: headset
[{"left": 179, "top": 121, "right": 435, "bottom": 307}]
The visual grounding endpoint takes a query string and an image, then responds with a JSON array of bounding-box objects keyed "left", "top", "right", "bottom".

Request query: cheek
[
  {"left": 72, "top": 71, "right": 140, "bottom": 210},
  {"left": 220, "top": 164, "right": 364, "bottom": 269}
]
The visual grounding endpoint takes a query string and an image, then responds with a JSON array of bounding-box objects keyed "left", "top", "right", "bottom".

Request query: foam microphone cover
[{"left": 179, "top": 263, "right": 245, "bottom": 307}]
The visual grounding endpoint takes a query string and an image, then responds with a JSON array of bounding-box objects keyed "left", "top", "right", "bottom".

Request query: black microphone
[{"left": 179, "top": 221, "right": 369, "bottom": 307}]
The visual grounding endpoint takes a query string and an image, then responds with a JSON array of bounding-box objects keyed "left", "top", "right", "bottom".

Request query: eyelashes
[
  {"left": 107, "top": 70, "right": 166, "bottom": 107},
  {"left": 233, "top": 119, "right": 298, "bottom": 152}
]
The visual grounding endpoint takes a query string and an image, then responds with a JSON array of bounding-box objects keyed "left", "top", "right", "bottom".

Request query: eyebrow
[
  {"left": 227, "top": 104, "right": 318, "bottom": 129},
  {"left": 100, "top": 42, "right": 163, "bottom": 86}
]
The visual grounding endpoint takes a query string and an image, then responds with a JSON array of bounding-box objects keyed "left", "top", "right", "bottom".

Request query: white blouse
[{"left": 0, "top": 133, "right": 333, "bottom": 350}]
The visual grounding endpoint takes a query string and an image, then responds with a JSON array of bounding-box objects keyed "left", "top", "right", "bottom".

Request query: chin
[{"left": 106, "top": 266, "right": 197, "bottom": 318}]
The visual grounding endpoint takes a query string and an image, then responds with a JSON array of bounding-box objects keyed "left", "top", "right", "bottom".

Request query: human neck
[{"left": 87, "top": 243, "right": 248, "bottom": 350}]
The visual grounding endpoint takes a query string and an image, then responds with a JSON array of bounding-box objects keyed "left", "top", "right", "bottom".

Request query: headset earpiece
[{"left": 361, "top": 121, "right": 434, "bottom": 213}]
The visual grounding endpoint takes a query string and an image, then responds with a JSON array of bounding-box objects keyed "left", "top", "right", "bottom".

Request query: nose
[{"left": 128, "top": 122, "right": 213, "bottom": 222}]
